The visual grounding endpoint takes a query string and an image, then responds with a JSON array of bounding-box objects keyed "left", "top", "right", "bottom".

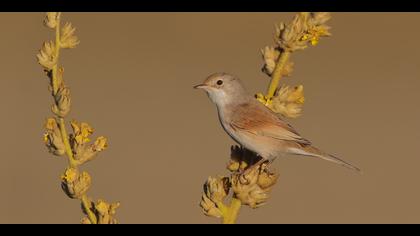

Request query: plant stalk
[
  {"left": 50, "top": 14, "right": 98, "bottom": 224},
  {"left": 222, "top": 197, "right": 242, "bottom": 224},
  {"left": 266, "top": 50, "right": 291, "bottom": 100}
]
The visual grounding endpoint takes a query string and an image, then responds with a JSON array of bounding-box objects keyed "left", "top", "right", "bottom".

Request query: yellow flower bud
[
  {"left": 93, "top": 199, "right": 120, "bottom": 224},
  {"left": 200, "top": 193, "right": 224, "bottom": 218},
  {"left": 61, "top": 167, "right": 91, "bottom": 199},
  {"left": 45, "top": 118, "right": 56, "bottom": 130},
  {"left": 44, "top": 118, "right": 65, "bottom": 156},
  {"left": 69, "top": 121, "right": 109, "bottom": 165},
  {"left": 239, "top": 161, "right": 248, "bottom": 171},
  {"left": 95, "top": 200, "right": 109, "bottom": 216},
  {"left": 231, "top": 162, "right": 278, "bottom": 209},
  {"left": 274, "top": 12, "right": 331, "bottom": 52},
  {"left": 52, "top": 86, "right": 71, "bottom": 117},
  {"left": 44, "top": 12, "right": 60, "bottom": 29},
  {"left": 206, "top": 176, "right": 230, "bottom": 203},
  {"left": 37, "top": 41, "right": 57, "bottom": 70},
  {"left": 92, "top": 136, "right": 108, "bottom": 152},
  {"left": 268, "top": 85, "right": 304, "bottom": 118},
  {"left": 71, "top": 120, "right": 93, "bottom": 145},
  {"left": 257, "top": 163, "right": 279, "bottom": 189},
  {"left": 55, "top": 67, "right": 65, "bottom": 90},
  {"left": 255, "top": 93, "right": 268, "bottom": 104},
  {"left": 60, "top": 22, "right": 80, "bottom": 49},
  {"left": 287, "top": 85, "right": 305, "bottom": 104},
  {"left": 200, "top": 176, "right": 231, "bottom": 218},
  {"left": 310, "top": 37, "right": 319, "bottom": 46},
  {"left": 261, "top": 46, "right": 280, "bottom": 76},
  {"left": 227, "top": 160, "right": 240, "bottom": 172}
]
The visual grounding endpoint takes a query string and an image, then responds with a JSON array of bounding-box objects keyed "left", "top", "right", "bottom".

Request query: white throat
[{"left": 207, "top": 89, "right": 231, "bottom": 108}]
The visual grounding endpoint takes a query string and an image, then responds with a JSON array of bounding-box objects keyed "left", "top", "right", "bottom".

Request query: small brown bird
[{"left": 194, "top": 73, "right": 360, "bottom": 172}]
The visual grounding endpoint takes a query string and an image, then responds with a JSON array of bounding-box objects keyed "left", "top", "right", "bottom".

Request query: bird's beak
[{"left": 193, "top": 84, "right": 207, "bottom": 89}]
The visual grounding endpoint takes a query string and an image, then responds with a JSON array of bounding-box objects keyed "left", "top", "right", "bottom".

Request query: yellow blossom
[
  {"left": 255, "top": 93, "right": 272, "bottom": 106},
  {"left": 231, "top": 162, "right": 278, "bottom": 208},
  {"left": 92, "top": 136, "right": 108, "bottom": 152},
  {"left": 44, "top": 12, "right": 60, "bottom": 29},
  {"left": 275, "top": 12, "right": 331, "bottom": 52},
  {"left": 306, "top": 26, "right": 331, "bottom": 46},
  {"left": 61, "top": 167, "right": 91, "bottom": 199},
  {"left": 200, "top": 176, "right": 230, "bottom": 218},
  {"left": 60, "top": 22, "right": 80, "bottom": 49},
  {"left": 44, "top": 118, "right": 65, "bottom": 156},
  {"left": 71, "top": 120, "right": 94, "bottom": 144},
  {"left": 287, "top": 85, "right": 305, "bottom": 104},
  {"left": 69, "top": 123, "right": 108, "bottom": 165},
  {"left": 261, "top": 46, "right": 280, "bottom": 75},
  {"left": 268, "top": 85, "right": 305, "bottom": 118},
  {"left": 61, "top": 167, "right": 77, "bottom": 182},
  {"left": 200, "top": 192, "right": 224, "bottom": 218},
  {"left": 95, "top": 200, "right": 109, "bottom": 215},
  {"left": 45, "top": 117, "right": 57, "bottom": 130},
  {"left": 93, "top": 199, "right": 120, "bottom": 224},
  {"left": 43, "top": 133, "right": 49, "bottom": 143},
  {"left": 52, "top": 86, "right": 71, "bottom": 117},
  {"left": 37, "top": 41, "right": 57, "bottom": 70}
]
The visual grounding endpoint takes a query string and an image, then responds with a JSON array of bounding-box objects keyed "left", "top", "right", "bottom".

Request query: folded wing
[{"left": 229, "top": 100, "right": 311, "bottom": 145}]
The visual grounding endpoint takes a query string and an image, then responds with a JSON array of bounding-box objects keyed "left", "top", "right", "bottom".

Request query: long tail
[{"left": 287, "top": 145, "right": 361, "bottom": 172}]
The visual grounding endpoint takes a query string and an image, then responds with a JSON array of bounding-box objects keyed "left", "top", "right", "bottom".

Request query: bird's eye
[{"left": 216, "top": 80, "right": 223, "bottom": 85}]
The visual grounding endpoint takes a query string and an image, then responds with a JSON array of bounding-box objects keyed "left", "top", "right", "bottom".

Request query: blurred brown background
[{"left": 0, "top": 13, "right": 419, "bottom": 223}]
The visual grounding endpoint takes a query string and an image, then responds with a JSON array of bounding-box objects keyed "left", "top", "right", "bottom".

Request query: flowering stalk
[
  {"left": 59, "top": 117, "right": 77, "bottom": 167},
  {"left": 200, "top": 147, "right": 279, "bottom": 224},
  {"left": 38, "top": 12, "right": 119, "bottom": 224},
  {"left": 221, "top": 198, "right": 241, "bottom": 224},
  {"left": 257, "top": 12, "right": 331, "bottom": 117},
  {"left": 200, "top": 12, "right": 332, "bottom": 224},
  {"left": 265, "top": 51, "right": 291, "bottom": 101}
]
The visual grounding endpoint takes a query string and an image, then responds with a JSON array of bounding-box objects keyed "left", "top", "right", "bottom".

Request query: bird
[{"left": 194, "top": 72, "right": 360, "bottom": 172}]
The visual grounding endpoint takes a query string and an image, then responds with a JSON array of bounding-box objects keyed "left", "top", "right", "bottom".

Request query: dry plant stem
[
  {"left": 81, "top": 195, "right": 97, "bottom": 224},
  {"left": 58, "top": 118, "right": 76, "bottom": 167},
  {"left": 222, "top": 197, "right": 242, "bottom": 224},
  {"left": 56, "top": 83, "right": 97, "bottom": 224},
  {"left": 81, "top": 197, "right": 96, "bottom": 224},
  {"left": 49, "top": 16, "right": 97, "bottom": 224},
  {"left": 51, "top": 15, "right": 61, "bottom": 95},
  {"left": 266, "top": 51, "right": 291, "bottom": 100},
  {"left": 55, "top": 84, "right": 96, "bottom": 224}
]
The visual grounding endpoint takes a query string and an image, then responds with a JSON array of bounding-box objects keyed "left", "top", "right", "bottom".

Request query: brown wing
[{"left": 229, "top": 100, "right": 311, "bottom": 145}]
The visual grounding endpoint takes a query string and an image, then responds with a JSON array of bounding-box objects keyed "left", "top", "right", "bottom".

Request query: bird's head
[{"left": 194, "top": 73, "right": 247, "bottom": 107}]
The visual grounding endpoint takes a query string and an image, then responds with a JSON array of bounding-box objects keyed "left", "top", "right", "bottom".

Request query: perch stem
[
  {"left": 222, "top": 197, "right": 242, "bottom": 224},
  {"left": 81, "top": 195, "right": 97, "bottom": 224},
  {"left": 266, "top": 50, "right": 291, "bottom": 100}
]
